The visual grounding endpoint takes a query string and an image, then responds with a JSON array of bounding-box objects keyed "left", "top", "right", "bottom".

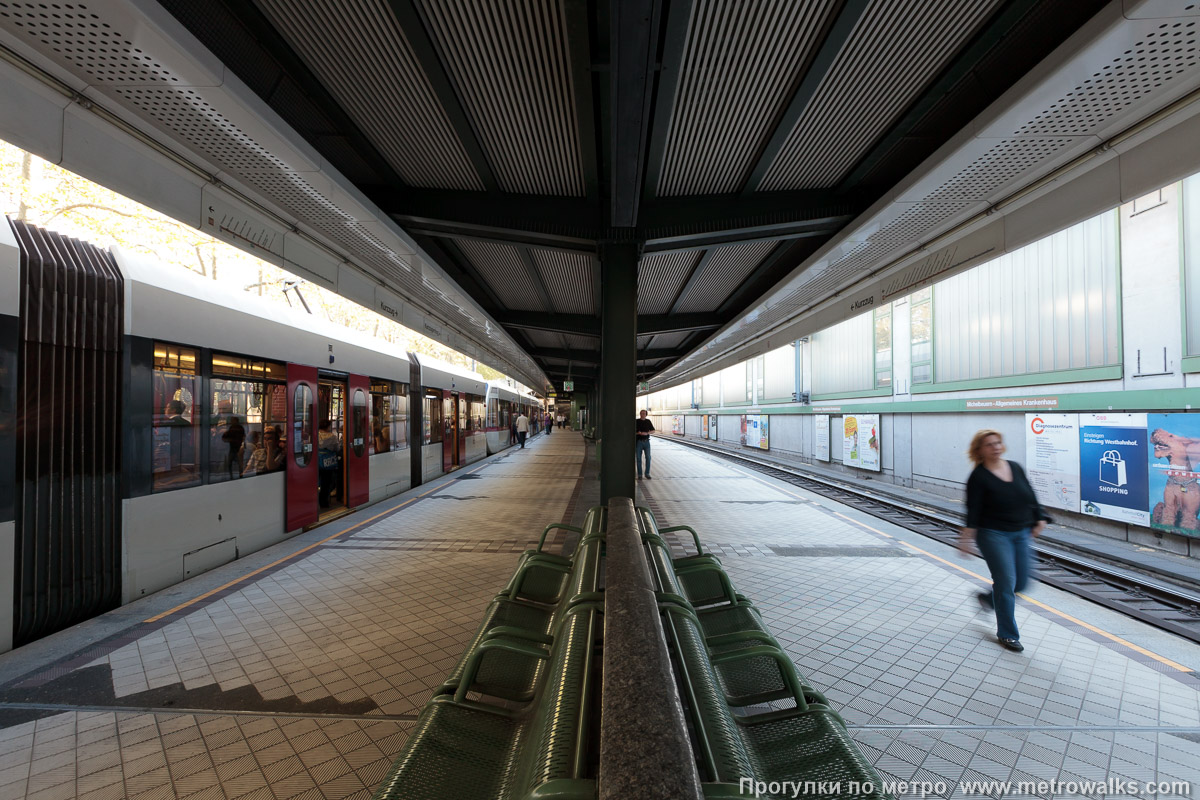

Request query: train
[{"left": 0, "top": 219, "right": 545, "bottom": 649}]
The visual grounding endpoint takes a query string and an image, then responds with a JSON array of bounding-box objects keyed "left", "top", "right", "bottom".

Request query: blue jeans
[
  {"left": 635, "top": 438, "right": 651, "bottom": 477},
  {"left": 976, "top": 527, "right": 1033, "bottom": 641}
]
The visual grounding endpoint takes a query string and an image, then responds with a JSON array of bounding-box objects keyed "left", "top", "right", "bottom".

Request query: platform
[{"left": 1, "top": 431, "right": 1199, "bottom": 798}]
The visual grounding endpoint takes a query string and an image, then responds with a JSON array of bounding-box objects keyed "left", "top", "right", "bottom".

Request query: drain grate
[{"left": 769, "top": 546, "right": 910, "bottom": 558}]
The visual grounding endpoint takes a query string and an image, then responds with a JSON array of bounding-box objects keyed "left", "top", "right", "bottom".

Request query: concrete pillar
[{"left": 600, "top": 241, "right": 637, "bottom": 503}]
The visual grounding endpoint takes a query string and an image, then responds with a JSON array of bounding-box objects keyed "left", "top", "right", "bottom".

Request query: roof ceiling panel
[
  {"left": 255, "top": 0, "right": 483, "bottom": 190},
  {"left": 532, "top": 249, "right": 595, "bottom": 314},
  {"left": 454, "top": 240, "right": 546, "bottom": 312},
  {"left": 761, "top": 0, "right": 1003, "bottom": 190},
  {"left": 674, "top": 241, "right": 778, "bottom": 313},
  {"left": 657, "top": 0, "right": 838, "bottom": 196},
  {"left": 637, "top": 250, "right": 701, "bottom": 314},
  {"left": 417, "top": 0, "right": 584, "bottom": 196},
  {"left": 645, "top": 331, "right": 691, "bottom": 351},
  {"left": 562, "top": 335, "right": 598, "bottom": 351}
]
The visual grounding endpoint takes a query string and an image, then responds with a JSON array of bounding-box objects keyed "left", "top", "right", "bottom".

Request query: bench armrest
[
  {"left": 538, "top": 523, "right": 583, "bottom": 552},
  {"left": 658, "top": 524, "right": 707, "bottom": 555},
  {"left": 454, "top": 638, "right": 550, "bottom": 704},
  {"left": 508, "top": 559, "right": 572, "bottom": 601}
]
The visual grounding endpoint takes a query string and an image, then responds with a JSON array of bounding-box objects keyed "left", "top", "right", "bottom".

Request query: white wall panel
[{"left": 811, "top": 312, "right": 873, "bottom": 395}]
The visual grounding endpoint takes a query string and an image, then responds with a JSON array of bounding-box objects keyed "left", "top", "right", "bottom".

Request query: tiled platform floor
[
  {"left": 0, "top": 430, "right": 587, "bottom": 800},
  {"left": 638, "top": 437, "right": 1200, "bottom": 798},
  {"left": 5, "top": 428, "right": 1200, "bottom": 798}
]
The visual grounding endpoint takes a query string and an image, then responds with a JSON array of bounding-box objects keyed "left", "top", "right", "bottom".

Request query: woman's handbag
[{"left": 318, "top": 450, "right": 338, "bottom": 470}]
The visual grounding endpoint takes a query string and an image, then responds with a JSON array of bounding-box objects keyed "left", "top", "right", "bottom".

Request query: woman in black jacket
[{"left": 958, "top": 429, "right": 1050, "bottom": 652}]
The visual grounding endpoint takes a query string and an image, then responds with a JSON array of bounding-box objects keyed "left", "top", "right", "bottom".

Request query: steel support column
[{"left": 599, "top": 241, "right": 638, "bottom": 503}]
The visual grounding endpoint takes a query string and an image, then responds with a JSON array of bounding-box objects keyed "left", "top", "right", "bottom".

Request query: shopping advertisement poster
[
  {"left": 842, "top": 414, "right": 880, "bottom": 471},
  {"left": 672, "top": 415, "right": 684, "bottom": 435},
  {"left": 1024, "top": 413, "right": 1081, "bottom": 512},
  {"left": 757, "top": 415, "right": 769, "bottom": 450},
  {"left": 1079, "top": 413, "right": 1149, "bottom": 525},
  {"left": 1148, "top": 413, "right": 1200, "bottom": 536},
  {"left": 814, "top": 415, "right": 830, "bottom": 462}
]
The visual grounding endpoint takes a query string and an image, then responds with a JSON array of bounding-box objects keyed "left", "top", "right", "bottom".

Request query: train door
[
  {"left": 346, "top": 374, "right": 369, "bottom": 508},
  {"left": 458, "top": 394, "right": 468, "bottom": 465},
  {"left": 318, "top": 375, "right": 347, "bottom": 518},
  {"left": 442, "top": 390, "right": 459, "bottom": 471},
  {"left": 286, "top": 364, "right": 318, "bottom": 530}
]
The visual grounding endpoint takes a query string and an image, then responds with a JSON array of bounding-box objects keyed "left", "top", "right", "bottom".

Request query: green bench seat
[{"left": 374, "top": 603, "right": 601, "bottom": 800}]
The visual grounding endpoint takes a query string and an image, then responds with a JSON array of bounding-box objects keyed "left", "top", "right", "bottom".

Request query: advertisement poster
[
  {"left": 740, "top": 414, "right": 769, "bottom": 450},
  {"left": 1148, "top": 414, "right": 1200, "bottom": 536},
  {"left": 701, "top": 415, "right": 709, "bottom": 439},
  {"left": 672, "top": 415, "right": 684, "bottom": 436},
  {"left": 842, "top": 414, "right": 880, "bottom": 471},
  {"left": 814, "top": 415, "right": 830, "bottom": 462},
  {"left": 708, "top": 415, "right": 718, "bottom": 441},
  {"left": 1025, "top": 414, "right": 1081, "bottom": 512},
  {"left": 1079, "top": 413, "right": 1149, "bottom": 525}
]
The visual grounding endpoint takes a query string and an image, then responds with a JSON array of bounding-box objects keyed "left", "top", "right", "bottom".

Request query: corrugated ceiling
[
  {"left": 673, "top": 241, "right": 778, "bottom": 313},
  {"left": 532, "top": 249, "right": 595, "bottom": 314},
  {"left": 417, "top": 0, "right": 585, "bottom": 195},
  {"left": 638, "top": 251, "right": 701, "bottom": 314},
  {"left": 255, "top": 0, "right": 484, "bottom": 190}
]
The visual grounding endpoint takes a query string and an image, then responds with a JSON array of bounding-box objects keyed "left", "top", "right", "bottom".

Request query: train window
[
  {"left": 424, "top": 391, "right": 443, "bottom": 444},
  {"left": 371, "top": 380, "right": 409, "bottom": 453},
  {"left": 209, "top": 379, "right": 286, "bottom": 481},
  {"left": 352, "top": 389, "right": 367, "bottom": 457},
  {"left": 212, "top": 353, "right": 286, "bottom": 381},
  {"left": 152, "top": 343, "right": 200, "bottom": 492},
  {"left": 293, "top": 383, "right": 314, "bottom": 467},
  {"left": 470, "top": 396, "right": 486, "bottom": 433}
]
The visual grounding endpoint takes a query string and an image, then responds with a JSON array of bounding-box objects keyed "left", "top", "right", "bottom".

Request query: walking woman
[{"left": 958, "top": 429, "right": 1050, "bottom": 652}]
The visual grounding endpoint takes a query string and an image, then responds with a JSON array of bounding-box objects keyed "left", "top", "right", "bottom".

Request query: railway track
[{"left": 664, "top": 436, "right": 1200, "bottom": 646}]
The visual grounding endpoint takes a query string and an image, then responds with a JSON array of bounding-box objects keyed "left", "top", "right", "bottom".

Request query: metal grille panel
[
  {"left": 638, "top": 251, "right": 701, "bottom": 314},
  {"left": 531, "top": 249, "right": 595, "bottom": 314},
  {"left": 674, "top": 241, "right": 777, "bottom": 313},
  {"left": 761, "top": 0, "right": 1001, "bottom": 190},
  {"left": 417, "top": 0, "right": 584, "bottom": 196},
  {"left": 10, "top": 219, "right": 123, "bottom": 647},
  {"left": 255, "top": 0, "right": 484, "bottom": 189},
  {"left": 657, "top": 0, "right": 837, "bottom": 196}
]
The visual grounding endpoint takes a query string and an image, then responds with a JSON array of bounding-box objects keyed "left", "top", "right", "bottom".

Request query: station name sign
[{"left": 965, "top": 397, "right": 1059, "bottom": 409}]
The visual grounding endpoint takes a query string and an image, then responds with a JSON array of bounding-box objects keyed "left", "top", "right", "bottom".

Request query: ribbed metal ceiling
[
  {"left": 657, "top": 0, "right": 837, "bottom": 196},
  {"left": 531, "top": 249, "right": 595, "bottom": 314},
  {"left": 674, "top": 241, "right": 778, "bottom": 313},
  {"left": 416, "top": 0, "right": 585, "bottom": 196},
  {"left": 454, "top": 240, "right": 546, "bottom": 312},
  {"left": 255, "top": 0, "right": 484, "bottom": 190},
  {"left": 760, "top": 0, "right": 1002, "bottom": 190},
  {"left": 638, "top": 251, "right": 701, "bottom": 314}
]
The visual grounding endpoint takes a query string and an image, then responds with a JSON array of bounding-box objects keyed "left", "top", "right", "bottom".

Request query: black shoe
[
  {"left": 998, "top": 637, "right": 1024, "bottom": 652},
  {"left": 976, "top": 592, "right": 993, "bottom": 612}
]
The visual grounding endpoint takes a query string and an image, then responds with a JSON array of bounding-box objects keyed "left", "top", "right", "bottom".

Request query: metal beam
[
  {"left": 599, "top": 241, "right": 638, "bottom": 501},
  {"left": 532, "top": 347, "right": 683, "bottom": 363},
  {"left": 637, "top": 314, "right": 724, "bottom": 336},
  {"left": 386, "top": 0, "right": 500, "bottom": 192},
  {"left": 641, "top": 0, "right": 693, "bottom": 200},
  {"left": 496, "top": 312, "right": 602, "bottom": 336},
  {"left": 741, "top": 0, "right": 869, "bottom": 194},
  {"left": 643, "top": 216, "right": 846, "bottom": 254},
  {"left": 609, "top": 0, "right": 659, "bottom": 227},
  {"left": 563, "top": 0, "right": 599, "bottom": 198},
  {"left": 545, "top": 364, "right": 599, "bottom": 378},
  {"left": 413, "top": 236, "right": 505, "bottom": 312},
  {"left": 717, "top": 238, "right": 812, "bottom": 316},
  {"left": 396, "top": 220, "right": 597, "bottom": 254}
]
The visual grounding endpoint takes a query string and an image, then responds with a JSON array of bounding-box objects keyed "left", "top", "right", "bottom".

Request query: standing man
[
  {"left": 516, "top": 410, "right": 530, "bottom": 449},
  {"left": 636, "top": 409, "right": 655, "bottom": 479},
  {"left": 544, "top": 411, "right": 553, "bottom": 434}
]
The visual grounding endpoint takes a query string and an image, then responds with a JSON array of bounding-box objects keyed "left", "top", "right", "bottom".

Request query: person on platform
[
  {"left": 636, "top": 409, "right": 655, "bottom": 479},
  {"left": 544, "top": 411, "right": 553, "bottom": 434},
  {"left": 957, "top": 429, "right": 1050, "bottom": 652},
  {"left": 317, "top": 419, "right": 342, "bottom": 508},
  {"left": 515, "top": 411, "right": 529, "bottom": 449}
]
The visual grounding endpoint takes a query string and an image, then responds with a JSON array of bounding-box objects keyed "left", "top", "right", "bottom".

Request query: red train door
[
  {"left": 346, "top": 374, "right": 370, "bottom": 508},
  {"left": 442, "top": 390, "right": 455, "bottom": 472},
  {"left": 286, "top": 364, "right": 319, "bottom": 531},
  {"left": 458, "top": 395, "right": 467, "bottom": 465}
]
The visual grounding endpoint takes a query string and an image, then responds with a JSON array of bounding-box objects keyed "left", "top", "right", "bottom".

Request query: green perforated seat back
[
  {"left": 672, "top": 613, "right": 754, "bottom": 783},
  {"left": 713, "top": 649, "right": 791, "bottom": 706},
  {"left": 680, "top": 568, "right": 729, "bottom": 607},
  {"left": 515, "top": 562, "right": 570, "bottom": 604},
  {"left": 373, "top": 702, "right": 525, "bottom": 800},
  {"left": 699, "top": 605, "right": 768, "bottom": 638},
  {"left": 442, "top": 600, "right": 554, "bottom": 692}
]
